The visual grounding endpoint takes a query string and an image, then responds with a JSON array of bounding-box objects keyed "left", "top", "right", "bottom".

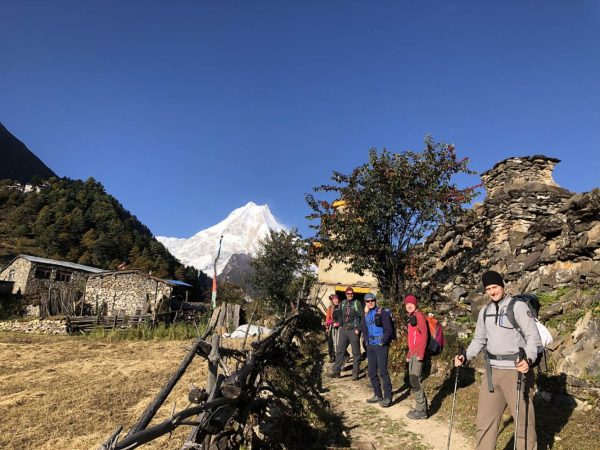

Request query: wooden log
[
  {"left": 233, "top": 304, "right": 241, "bottom": 330},
  {"left": 208, "top": 306, "right": 221, "bottom": 330},
  {"left": 207, "top": 334, "right": 220, "bottom": 393}
]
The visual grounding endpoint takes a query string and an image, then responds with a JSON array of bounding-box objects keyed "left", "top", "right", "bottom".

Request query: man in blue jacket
[{"left": 362, "top": 293, "right": 393, "bottom": 407}]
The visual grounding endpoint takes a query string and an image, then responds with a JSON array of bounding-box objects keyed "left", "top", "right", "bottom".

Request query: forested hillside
[{"left": 0, "top": 177, "right": 209, "bottom": 294}]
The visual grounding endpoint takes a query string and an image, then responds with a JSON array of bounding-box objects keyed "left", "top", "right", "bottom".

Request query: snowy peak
[{"left": 157, "top": 202, "right": 286, "bottom": 275}]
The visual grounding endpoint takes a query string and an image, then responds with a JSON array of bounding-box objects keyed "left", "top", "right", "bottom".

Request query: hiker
[
  {"left": 404, "top": 294, "right": 429, "bottom": 420},
  {"left": 329, "top": 287, "right": 362, "bottom": 380},
  {"left": 454, "top": 271, "right": 542, "bottom": 450},
  {"left": 325, "top": 294, "right": 341, "bottom": 363},
  {"left": 361, "top": 293, "right": 393, "bottom": 407}
]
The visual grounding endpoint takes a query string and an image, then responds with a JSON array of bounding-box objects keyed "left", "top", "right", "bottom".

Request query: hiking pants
[
  {"left": 476, "top": 368, "right": 537, "bottom": 450},
  {"left": 408, "top": 356, "right": 428, "bottom": 413},
  {"left": 367, "top": 344, "right": 392, "bottom": 400},
  {"left": 326, "top": 327, "right": 335, "bottom": 360},
  {"left": 333, "top": 328, "right": 361, "bottom": 377}
]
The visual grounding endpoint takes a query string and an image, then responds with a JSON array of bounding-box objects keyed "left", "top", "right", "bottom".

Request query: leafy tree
[
  {"left": 306, "top": 136, "right": 478, "bottom": 302},
  {"left": 249, "top": 229, "right": 312, "bottom": 315}
]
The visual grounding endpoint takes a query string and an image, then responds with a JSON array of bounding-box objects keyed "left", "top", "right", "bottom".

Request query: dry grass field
[{"left": 0, "top": 332, "right": 209, "bottom": 449}]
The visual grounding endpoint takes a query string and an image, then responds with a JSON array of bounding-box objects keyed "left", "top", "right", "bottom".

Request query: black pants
[
  {"left": 333, "top": 328, "right": 361, "bottom": 377},
  {"left": 326, "top": 327, "right": 336, "bottom": 359},
  {"left": 367, "top": 344, "right": 392, "bottom": 399}
]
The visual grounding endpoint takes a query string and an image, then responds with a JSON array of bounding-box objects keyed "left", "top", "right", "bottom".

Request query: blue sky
[{"left": 2, "top": 1, "right": 599, "bottom": 238}]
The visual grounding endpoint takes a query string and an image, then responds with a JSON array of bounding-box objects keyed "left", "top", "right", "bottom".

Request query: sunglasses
[
  {"left": 365, "top": 299, "right": 376, "bottom": 303},
  {"left": 346, "top": 292, "right": 354, "bottom": 295}
]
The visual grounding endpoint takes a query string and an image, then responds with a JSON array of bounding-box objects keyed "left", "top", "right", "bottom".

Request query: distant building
[
  {"left": 0, "top": 254, "right": 105, "bottom": 315},
  {"left": 84, "top": 270, "right": 189, "bottom": 318},
  {"left": 311, "top": 254, "right": 379, "bottom": 310}
]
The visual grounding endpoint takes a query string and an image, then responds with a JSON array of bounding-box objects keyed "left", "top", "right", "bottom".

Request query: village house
[
  {"left": 84, "top": 270, "right": 190, "bottom": 318},
  {"left": 0, "top": 254, "right": 105, "bottom": 315}
]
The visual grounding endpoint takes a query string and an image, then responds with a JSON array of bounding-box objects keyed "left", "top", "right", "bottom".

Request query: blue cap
[{"left": 364, "top": 293, "right": 376, "bottom": 301}]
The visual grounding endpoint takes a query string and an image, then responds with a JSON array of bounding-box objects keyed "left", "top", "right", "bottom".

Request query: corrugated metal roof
[
  {"left": 164, "top": 279, "right": 193, "bottom": 287},
  {"left": 20, "top": 255, "right": 105, "bottom": 273}
]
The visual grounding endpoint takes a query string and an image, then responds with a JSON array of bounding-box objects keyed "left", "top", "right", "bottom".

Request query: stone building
[
  {"left": 0, "top": 254, "right": 105, "bottom": 315},
  {"left": 84, "top": 270, "right": 180, "bottom": 318}
]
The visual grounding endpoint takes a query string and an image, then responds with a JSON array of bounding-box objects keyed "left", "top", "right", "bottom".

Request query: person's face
[
  {"left": 485, "top": 284, "right": 505, "bottom": 302},
  {"left": 405, "top": 303, "right": 416, "bottom": 314},
  {"left": 345, "top": 291, "right": 354, "bottom": 300},
  {"left": 365, "top": 298, "right": 377, "bottom": 310},
  {"left": 332, "top": 297, "right": 339, "bottom": 305}
]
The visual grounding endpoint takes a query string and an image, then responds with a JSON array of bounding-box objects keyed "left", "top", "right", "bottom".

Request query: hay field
[{"left": 0, "top": 332, "right": 209, "bottom": 449}]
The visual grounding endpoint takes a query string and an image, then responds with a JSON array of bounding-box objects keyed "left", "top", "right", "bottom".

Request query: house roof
[{"left": 17, "top": 254, "right": 105, "bottom": 273}]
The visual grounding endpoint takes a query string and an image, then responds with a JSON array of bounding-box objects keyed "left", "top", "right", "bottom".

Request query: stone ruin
[{"left": 408, "top": 155, "right": 600, "bottom": 400}]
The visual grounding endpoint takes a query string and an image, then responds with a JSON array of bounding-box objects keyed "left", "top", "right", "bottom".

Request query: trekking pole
[
  {"left": 447, "top": 346, "right": 463, "bottom": 450},
  {"left": 514, "top": 347, "right": 526, "bottom": 450}
]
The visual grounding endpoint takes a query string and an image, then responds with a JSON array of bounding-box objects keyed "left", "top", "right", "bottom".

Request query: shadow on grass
[
  {"left": 501, "top": 372, "right": 576, "bottom": 450},
  {"left": 428, "top": 366, "right": 476, "bottom": 416}
]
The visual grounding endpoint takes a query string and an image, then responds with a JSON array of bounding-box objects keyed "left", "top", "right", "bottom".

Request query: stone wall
[
  {"left": 0, "top": 318, "right": 67, "bottom": 335},
  {"left": 0, "top": 257, "right": 32, "bottom": 295},
  {"left": 85, "top": 271, "right": 173, "bottom": 317},
  {"left": 407, "top": 155, "right": 600, "bottom": 390}
]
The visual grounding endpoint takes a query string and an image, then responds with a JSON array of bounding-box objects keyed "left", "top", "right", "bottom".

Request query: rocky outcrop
[{"left": 408, "top": 155, "right": 600, "bottom": 393}]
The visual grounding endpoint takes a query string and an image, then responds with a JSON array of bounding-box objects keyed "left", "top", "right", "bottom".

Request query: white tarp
[{"left": 225, "top": 324, "right": 271, "bottom": 339}]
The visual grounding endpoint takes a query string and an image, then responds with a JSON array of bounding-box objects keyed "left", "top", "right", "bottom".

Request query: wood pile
[{"left": 99, "top": 312, "right": 300, "bottom": 450}]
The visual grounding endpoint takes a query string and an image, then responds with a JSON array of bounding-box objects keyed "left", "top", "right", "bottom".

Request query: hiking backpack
[
  {"left": 484, "top": 293, "right": 553, "bottom": 367},
  {"left": 425, "top": 314, "right": 445, "bottom": 356},
  {"left": 374, "top": 307, "right": 397, "bottom": 341}
]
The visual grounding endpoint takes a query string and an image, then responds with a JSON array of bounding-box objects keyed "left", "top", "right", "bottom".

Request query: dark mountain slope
[{"left": 0, "top": 122, "right": 57, "bottom": 183}]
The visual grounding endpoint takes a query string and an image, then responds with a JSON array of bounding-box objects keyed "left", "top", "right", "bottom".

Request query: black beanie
[{"left": 482, "top": 270, "right": 504, "bottom": 288}]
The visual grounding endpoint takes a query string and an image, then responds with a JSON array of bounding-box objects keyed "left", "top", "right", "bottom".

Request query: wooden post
[
  {"left": 207, "top": 334, "right": 220, "bottom": 392},
  {"left": 203, "top": 333, "right": 220, "bottom": 449}
]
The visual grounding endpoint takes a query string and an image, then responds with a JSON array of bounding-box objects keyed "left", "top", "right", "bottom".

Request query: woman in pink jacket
[{"left": 405, "top": 294, "right": 429, "bottom": 420}]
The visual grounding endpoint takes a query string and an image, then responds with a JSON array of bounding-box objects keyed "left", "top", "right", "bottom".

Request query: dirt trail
[{"left": 322, "top": 362, "right": 473, "bottom": 450}]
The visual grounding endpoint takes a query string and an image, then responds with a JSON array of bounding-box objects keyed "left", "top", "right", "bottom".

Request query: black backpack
[
  {"left": 506, "top": 294, "right": 541, "bottom": 338},
  {"left": 374, "top": 307, "right": 397, "bottom": 341}
]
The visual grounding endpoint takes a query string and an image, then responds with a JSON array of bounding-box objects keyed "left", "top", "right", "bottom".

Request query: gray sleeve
[
  {"left": 466, "top": 307, "right": 487, "bottom": 361},
  {"left": 513, "top": 302, "right": 542, "bottom": 362}
]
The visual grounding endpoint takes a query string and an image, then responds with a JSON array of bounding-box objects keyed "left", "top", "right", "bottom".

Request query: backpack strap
[{"left": 506, "top": 297, "right": 526, "bottom": 339}]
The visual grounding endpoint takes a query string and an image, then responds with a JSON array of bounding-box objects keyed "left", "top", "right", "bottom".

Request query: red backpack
[{"left": 425, "top": 314, "right": 445, "bottom": 356}]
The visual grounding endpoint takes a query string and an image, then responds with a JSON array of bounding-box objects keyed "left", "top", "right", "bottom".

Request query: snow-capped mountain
[{"left": 157, "top": 202, "right": 286, "bottom": 275}]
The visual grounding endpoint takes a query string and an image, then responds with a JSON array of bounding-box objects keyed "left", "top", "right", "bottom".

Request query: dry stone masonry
[{"left": 408, "top": 155, "right": 600, "bottom": 394}]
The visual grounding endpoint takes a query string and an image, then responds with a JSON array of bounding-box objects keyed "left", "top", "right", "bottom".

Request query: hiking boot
[
  {"left": 406, "top": 410, "right": 428, "bottom": 420},
  {"left": 366, "top": 396, "right": 383, "bottom": 404},
  {"left": 379, "top": 398, "right": 392, "bottom": 408},
  {"left": 352, "top": 374, "right": 360, "bottom": 381},
  {"left": 328, "top": 371, "right": 341, "bottom": 378}
]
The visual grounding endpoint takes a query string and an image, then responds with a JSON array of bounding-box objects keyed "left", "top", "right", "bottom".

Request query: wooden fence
[{"left": 66, "top": 314, "right": 151, "bottom": 333}]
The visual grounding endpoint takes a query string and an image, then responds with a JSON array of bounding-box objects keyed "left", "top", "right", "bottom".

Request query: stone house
[
  {"left": 84, "top": 270, "right": 181, "bottom": 318},
  {"left": 0, "top": 254, "right": 105, "bottom": 315}
]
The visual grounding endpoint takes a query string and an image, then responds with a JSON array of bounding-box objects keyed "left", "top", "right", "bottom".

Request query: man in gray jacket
[{"left": 454, "top": 271, "right": 541, "bottom": 450}]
